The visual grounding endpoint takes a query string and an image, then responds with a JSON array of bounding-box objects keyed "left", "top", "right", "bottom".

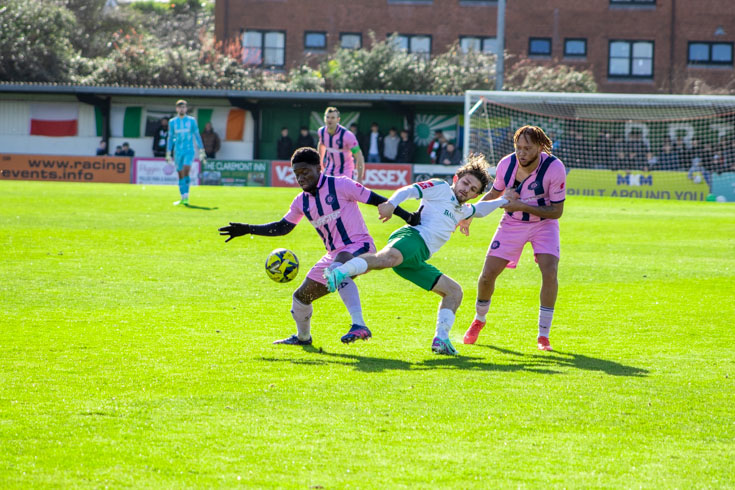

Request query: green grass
[{"left": 1, "top": 180, "right": 734, "bottom": 488}]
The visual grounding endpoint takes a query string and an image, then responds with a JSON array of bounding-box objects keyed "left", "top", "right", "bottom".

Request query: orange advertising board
[{"left": 0, "top": 153, "right": 131, "bottom": 183}]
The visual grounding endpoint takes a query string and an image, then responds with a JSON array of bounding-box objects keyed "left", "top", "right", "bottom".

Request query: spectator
[
  {"left": 396, "top": 129, "right": 415, "bottom": 163},
  {"left": 382, "top": 127, "right": 401, "bottom": 163},
  {"left": 201, "top": 122, "right": 221, "bottom": 159},
  {"left": 612, "top": 135, "right": 628, "bottom": 170},
  {"left": 120, "top": 142, "right": 135, "bottom": 157},
  {"left": 594, "top": 129, "right": 613, "bottom": 169},
  {"left": 438, "top": 141, "right": 462, "bottom": 166},
  {"left": 295, "top": 126, "right": 316, "bottom": 149},
  {"left": 427, "top": 130, "right": 446, "bottom": 164},
  {"left": 654, "top": 141, "right": 680, "bottom": 170},
  {"left": 349, "top": 123, "right": 368, "bottom": 152},
  {"left": 152, "top": 117, "right": 169, "bottom": 157},
  {"left": 625, "top": 128, "right": 650, "bottom": 168},
  {"left": 114, "top": 145, "right": 124, "bottom": 156},
  {"left": 95, "top": 140, "right": 107, "bottom": 156},
  {"left": 277, "top": 127, "right": 293, "bottom": 160},
  {"left": 366, "top": 122, "right": 383, "bottom": 163}
]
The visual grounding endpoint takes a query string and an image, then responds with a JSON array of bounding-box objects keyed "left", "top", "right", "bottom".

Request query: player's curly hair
[
  {"left": 456, "top": 153, "right": 491, "bottom": 192},
  {"left": 291, "top": 146, "right": 320, "bottom": 166},
  {"left": 514, "top": 125, "right": 553, "bottom": 154}
]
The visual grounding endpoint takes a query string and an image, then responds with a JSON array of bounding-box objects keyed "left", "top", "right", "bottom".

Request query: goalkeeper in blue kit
[{"left": 167, "top": 100, "right": 206, "bottom": 206}]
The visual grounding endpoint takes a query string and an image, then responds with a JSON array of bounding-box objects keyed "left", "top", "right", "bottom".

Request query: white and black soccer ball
[{"left": 265, "top": 248, "right": 299, "bottom": 283}]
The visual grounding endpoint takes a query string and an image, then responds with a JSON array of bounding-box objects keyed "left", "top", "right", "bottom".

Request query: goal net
[{"left": 464, "top": 91, "right": 735, "bottom": 202}]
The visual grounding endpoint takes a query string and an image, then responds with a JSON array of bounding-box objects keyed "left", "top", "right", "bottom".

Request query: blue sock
[
  {"left": 183, "top": 176, "right": 190, "bottom": 196},
  {"left": 178, "top": 178, "right": 185, "bottom": 197}
]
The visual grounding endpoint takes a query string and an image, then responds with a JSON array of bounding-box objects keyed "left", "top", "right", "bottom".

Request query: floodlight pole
[{"left": 495, "top": 0, "right": 506, "bottom": 91}]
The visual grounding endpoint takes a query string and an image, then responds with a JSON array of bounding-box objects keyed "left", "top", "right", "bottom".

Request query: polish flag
[{"left": 30, "top": 104, "right": 78, "bottom": 137}]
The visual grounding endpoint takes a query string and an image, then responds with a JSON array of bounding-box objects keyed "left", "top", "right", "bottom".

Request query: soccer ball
[{"left": 265, "top": 248, "right": 299, "bottom": 283}]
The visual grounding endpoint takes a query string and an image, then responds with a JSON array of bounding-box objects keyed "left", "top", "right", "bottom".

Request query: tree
[
  {"left": 0, "top": 0, "right": 78, "bottom": 82},
  {"left": 505, "top": 58, "right": 598, "bottom": 93}
]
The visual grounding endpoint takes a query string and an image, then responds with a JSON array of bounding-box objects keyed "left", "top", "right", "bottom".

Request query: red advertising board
[{"left": 270, "top": 161, "right": 412, "bottom": 190}]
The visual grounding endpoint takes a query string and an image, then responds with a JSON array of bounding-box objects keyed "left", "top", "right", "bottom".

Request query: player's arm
[
  {"left": 503, "top": 199, "right": 564, "bottom": 219},
  {"left": 366, "top": 191, "right": 420, "bottom": 226},
  {"left": 379, "top": 184, "right": 421, "bottom": 222},
  {"left": 218, "top": 219, "right": 296, "bottom": 242},
  {"left": 191, "top": 119, "right": 206, "bottom": 161},
  {"left": 352, "top": 147, "right": 365, "bottom": 183},
  {"left": 165, "top": 119, "right": 174, "bottom": 161},
  {"left": 479, "top": 186, "right": 504, "bottom": 201},
  {"left": 471, "top": 197, "right": 510, "bottom": 218}
]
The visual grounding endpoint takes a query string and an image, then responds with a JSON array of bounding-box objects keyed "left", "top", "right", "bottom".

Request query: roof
[{"left": 0, "top": 82, "right": 464, "bottom": 104}]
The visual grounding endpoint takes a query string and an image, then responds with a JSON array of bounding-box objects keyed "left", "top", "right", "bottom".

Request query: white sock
[
  {"left": 539, "top": 306, "right": 554, "bottom": 338},
  {"left": 475, "top": 299, "right": 491, "bottom": 322},
  {"left": 435, "top": 308, "right": 455, "bottom": 340},
  {"left": 332, "top": 262, "right": 366, "bottom": 326},
  {"left": 290, "top": 296, "right": 313, "bottom": 340},
  {"left": 338, "top": 257, "right": 368, "bottom": 277}
]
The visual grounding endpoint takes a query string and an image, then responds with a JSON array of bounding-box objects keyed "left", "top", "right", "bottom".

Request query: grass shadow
[
  {"left": 480, "top": 345, "right": 648, "bottom": 377},
  {"left": 261, "top": 346, "right": 562, "bottom": 374},
  {"left": 184, "top": 203, "right": 219, "bottom": 210}
]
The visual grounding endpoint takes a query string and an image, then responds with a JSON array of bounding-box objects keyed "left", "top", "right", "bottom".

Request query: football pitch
[{"left": 1, "top": 180, "right": 734, "bottom": 488}]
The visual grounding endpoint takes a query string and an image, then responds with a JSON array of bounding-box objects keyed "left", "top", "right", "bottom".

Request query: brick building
[{"left": 214, "top": 0, "right": 734, "bottom": 94}]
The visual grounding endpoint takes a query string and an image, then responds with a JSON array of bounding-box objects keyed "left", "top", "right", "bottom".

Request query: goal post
[{"left": 464, "top": 90, "right": 735, "bottom": 202}]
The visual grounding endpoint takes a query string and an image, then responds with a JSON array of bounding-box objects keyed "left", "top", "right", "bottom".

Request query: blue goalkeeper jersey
[{"left": 167, "top": 115, "right": 204, "bottom": 155}]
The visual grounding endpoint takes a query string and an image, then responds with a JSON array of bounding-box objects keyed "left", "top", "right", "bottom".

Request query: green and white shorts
[{"left": 386, "top": 226, "right": 443, "bottom": 291}]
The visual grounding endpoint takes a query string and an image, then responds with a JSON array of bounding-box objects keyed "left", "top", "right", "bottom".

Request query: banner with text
[
  {"left": 0, "top": 153, "right": 130, "bottom": 183},
  {"left": 271, "top": 162, "right": 412, "bottom": 190},
  {"left": 200, "top": 159, "right": 269, "bottom": 186},
  {"left": 566, "top": 169, "right": 711, "bottom": 201},
  {"left": 132, "top": 157, "right": 200, "bottom": 186}
]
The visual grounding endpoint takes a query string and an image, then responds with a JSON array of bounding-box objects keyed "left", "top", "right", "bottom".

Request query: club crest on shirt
[
  {"left": 529, "top": 182, "right": 539, "bottom": 190},
  {"left": 491, "top": 240, "right": 500, "bottom": 250},
  {"left": 325, "top": 194, "right": 337, "bottom": 205}
]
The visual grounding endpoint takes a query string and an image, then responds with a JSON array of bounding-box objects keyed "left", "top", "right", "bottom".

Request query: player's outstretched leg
[
  {"left": 324, "top": 268, "right": 347, "bottom": 293},
  {"left": 341, "top": 324, "right": 372, "bottom": 343},
  {"left": 431, "top": 336, "right": 458, "bottom": 355}
]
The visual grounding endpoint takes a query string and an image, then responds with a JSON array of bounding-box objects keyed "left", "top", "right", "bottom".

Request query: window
[
  {"left": 609, "top": 40, "right": 653, "bottom": 78},
  {"left": 394, "top": 34, "right": 432, "bottom": 59},
  {"left": 460, "top": 36, "right": 497, "bottom": 55},
  {"left": 242, "top": 30, "right": 285, "bottom": 67},
  {"left": 340, "top": 33, "right": 362, "bottom": 50},
  {"left": 529, "top": 37, "right": 551, "bottom": 56},
  {"left": 688, "top": 42, "right": 733, "bottom": 66},
  {"left": 304, "top": 31, "right": 326, "bottom": 51},
  {"left": 564, "top": 38, "right": 587, "bottom": 57}
]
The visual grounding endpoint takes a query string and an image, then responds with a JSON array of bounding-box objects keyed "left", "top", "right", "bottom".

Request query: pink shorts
[
  {"left": 486, "top": 217, "right": 560, "bottom": 269},
  {"left": 306, "top": 240, "right": 376, "bottom": 284}
]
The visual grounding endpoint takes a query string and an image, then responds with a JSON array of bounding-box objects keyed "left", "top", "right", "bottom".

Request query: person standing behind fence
[
  {"left": 397, "top": 129, "right": 415, "bottom": 163},
  {"left": 201, "top": 122, "right": 221, "bottom": 159},
  {"left": 152, "top": 117, "right": 169, "bottom": 157},
  {"left": 167, "top": 100, "right": 206, "bottom": 206},
  {"left": 382, "top": 127, "right": 400, "bottom": 163},
  {"left": 296, "top": 126, "right": 316, "bottom": 149}
]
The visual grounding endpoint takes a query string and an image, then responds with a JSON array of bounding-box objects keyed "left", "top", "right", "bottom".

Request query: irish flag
[{"left": 30, "top": 104, "right": 78, "bottom": 137}]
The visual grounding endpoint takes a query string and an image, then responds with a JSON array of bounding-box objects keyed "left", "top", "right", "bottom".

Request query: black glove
[
  {"left": 406, "top": 205, "right": 423, "bottom": 227},
  {"left": 219, "top": 222, "right": 251, "bottom": 242}
]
